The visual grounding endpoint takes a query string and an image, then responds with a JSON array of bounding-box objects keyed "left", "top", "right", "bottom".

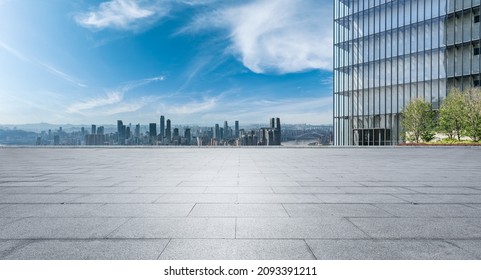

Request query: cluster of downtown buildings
[
  {"left": 334, "top": 0, "right": 481, "bottom": 145},
  {"left": 66, "top": 117, "right": 282, "bottom": 146}
]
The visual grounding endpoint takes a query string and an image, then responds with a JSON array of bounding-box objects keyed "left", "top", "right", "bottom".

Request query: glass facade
[{"left": 334, "top": 0, "right": 481, "bottom": 145}]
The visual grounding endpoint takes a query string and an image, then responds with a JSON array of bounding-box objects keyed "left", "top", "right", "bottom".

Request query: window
[
  {"left": 475, "top": 47, "right": 481, "bottom": 56},
  {"left": 474, "top": 80, "right": 481, "bottom": 87},
  {"left": 475, "top": 15, "right": 480, "bottom": 23}
]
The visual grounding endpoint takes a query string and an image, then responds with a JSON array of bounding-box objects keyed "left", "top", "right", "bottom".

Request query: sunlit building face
[{"left": 334, "top": 0, "right": 481, "bottom": 145}]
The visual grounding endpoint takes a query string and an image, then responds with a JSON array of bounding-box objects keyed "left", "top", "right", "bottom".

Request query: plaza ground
[{"left": 0, "top": 147, "right": 481, "bottom": 259}]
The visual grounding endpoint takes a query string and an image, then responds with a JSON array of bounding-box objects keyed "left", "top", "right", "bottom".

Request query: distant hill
[{"left": 0, "top": 129, "right": 38, "bottom": 145}]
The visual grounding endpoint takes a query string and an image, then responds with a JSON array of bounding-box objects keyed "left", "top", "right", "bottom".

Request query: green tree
[
  {"left": 438, "top": 88, "right": 467, "bottom": 141},
  {"left": 465, "top": 88, "right": 481, "bottom": 142},
  {"left": 401, "top": 98, "right": 436, "bottom": 143}
]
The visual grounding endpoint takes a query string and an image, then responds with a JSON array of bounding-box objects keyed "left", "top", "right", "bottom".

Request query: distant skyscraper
[
  {"left": 149, "top": 123, "right": 157, "bottom": 144},
  {"left": 117, "top": 120, "right": 124, "bottom": 144},
  {"left": 135, "top": 124, "right": 140, "bottom": 138},
  {"left": 160, "top": 115, "right": 165, "bottom": 139},
  {"left": 274, "top": 117, "right": 281, "bottom": 145},
  {"left": 235, "top": 121, "right": 239, "bottom": 138},
  {"left": 223, "top": 121, "right": 229, "bottom": 139},
  {"left": 184, "top": 128, "right": 191, "bottom": 145},
  {"left": 91, "top": 124, "right": 96, "bottom": 135},
  {"left": 166, "top": 119, "right": 172, "bottom": 143},
  {"left": 214, "top": 124, "right": 220, "bottom": 139},
  {"left": 125, "top": 126, "right": 131, "bottom": 140},
  {"left": 97, "top": 126, "right": 104, "bottom": 135}
]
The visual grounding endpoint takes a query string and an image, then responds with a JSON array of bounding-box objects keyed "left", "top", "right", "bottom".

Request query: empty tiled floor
[{"left": 0, "top": 147, "right": 481, "bottom": 259}]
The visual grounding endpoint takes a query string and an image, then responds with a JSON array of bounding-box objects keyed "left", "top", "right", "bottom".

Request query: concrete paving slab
[
  {"left": 446, "top": 240, "right": 481, "bottom": 258},
  {"left": 88, "top": 204, "right": 194, "bottom": 217},
  {"left": 338, "top": 187, "right": 416, "bottom": 194},
  {"left": 189, "top": 204, "right": 288, "bottom": 217},
  {"left": 71, "top": 194, "right": 162, "bottom": 203},
  {"left": 306, "top": 239, "right": 477, "bottom": 260},
  {"left": 374, "top": 204, "right": 481, "bottom": 217},
  {"left": 109, "top": 218, "right": 236, "bottom": 238},
  {"left": 0, "top": 218, "right": 21, "bottom": 227},
  {"left": 394, "top": 194, "right": 481, "bottom": 204},
  {"left": 0, "top": 182, "right": 60, "bottom": 187},
  {"left": 405, "top": 187, "right": 481, "bottom": 194},
  {"left": 131, "top": 187, "right": 206, "bottom": 194},
  {"left": 283, "top": 204, "right": 392, "bottom": 217},
  {"left": 0, "top": 187, "right": 71, "bottom": 194},
  {"left": 0, "top": 204, "right": 103, "bottom": 217},
  {"left": 159, "top": 239, "right": 314, "bottom": 260},
  {"left": 0, "top": 194, "right": 83, "bottom": 204},
  {"left": 236, "top": 218, "right": 368, "bottom": 239},
  {"left": 4, "top": 239, "right": 170, "bottom": 260},
  {"left": 61, "top": 187, "right": 140, "bottom": 194},
  {"left": 272, "top": 187, "right": 342, "bottom": 194},
  {"left": 297, "top": 181, "right": 365, "bottom": 187},
  {"left": 178, "top": 181, "right": 237, "bottom": 187},
  {"left": 237, "top": 194, "right": 320, "bottom": 203},
  {"left": 0, "top": 217, "right": 128, "bottom": 239},
  {"left": 314, "top": 194, "right": 406, "bottom": 203},
  {"left": 349, "top": 218, "right": 481, "bottom": 239},
  {"left": 154, "top": 194, "right": 237, "bottom": 203},
  {"left": 0, "top": 240, "right": 29, "bottom": 258},
  {"left": 205, "top": 187, "right": 274, "bottom": 194},
  {"left": 116, "top": 181, "right": 183, "bottom": 187}
]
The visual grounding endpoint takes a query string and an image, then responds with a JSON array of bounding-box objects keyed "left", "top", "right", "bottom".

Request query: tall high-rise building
[
  {"left": 184, "top": 128, "right": 191, "bottom": 145},
  {"left": 97, "top": 126, "right": 104, "bottom": 135},
  {"left": 334, "top": 0, "right": 481, "bottom": 146},
  {"left": 166, "top": 119, "right": 172, "bottom": 143},
  {"left": 223, "top": 121, "right": 229, "bottom": 139},
  {"left": 214, "top": 124, "right": 220, "bottom": 139},
  {"left": 160, "top": 115, "right": 165, "bottom": 140},
  {"left": 117, "top": 120, "right": 124, "bottom": 144},
  {"left": 274, "top": 117, "right": 281, "bottom": 145},
  {"left": 149, "top": 123, "right": 157, "bottom": 144},
  {"left": 235, "top": 121, "right": 239, "bottom": 138},
  {"left": 91, "top": 124, "right": 96, "bottom": 135},
  {"left": 135, "top": 124, "right": 140, "bottom": 138}
]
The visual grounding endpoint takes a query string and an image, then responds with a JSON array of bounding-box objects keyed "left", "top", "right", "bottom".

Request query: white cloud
[
  {"left": 0, "top": 40, "right": 88, "bottom": 87},
  {"left": 184, "top": 0, "right": 332, "bottom": 74},
  {"left": 37, "top": 61, "right": 88, "bottom": 88},
  {"left": 0, "top": 40, "right": 29, "bottom": 62},
  {"left": 168, "top": 97, "right": 217, "bottom": 114},
  {"left": 75, "top": 0, "right": 169, "bottom": 30},
  {"left": 66, "top": 75, "right": 164, "bottom": 115},
  {"left": 67, "top": 91, "right": 123, "bottom": 113}
]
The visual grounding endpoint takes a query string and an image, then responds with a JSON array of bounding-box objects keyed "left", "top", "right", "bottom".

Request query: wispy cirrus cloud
[
  {"left": 37, "top": 61, "right": 88, "bottom": 88},
  {"left": 75, "top": 0, "right": 170, "bottom": 30},
  {"left": 66, "top": 75, "right": 164, "bottom": 115},
  {"left": 182, "top": 0, "right": 333, "bottom": 74},
  {"left": 0, "top": 40, "right": 29, "bottom": 61},
  {"left": 66, "top": 91, "right": 123, "bottom": 113},
  {"left": 168, "top": 97, "right": 217, "bottom": 114},
  {"left": 0, "top": 40, "right": 88, "bottom": 87}
]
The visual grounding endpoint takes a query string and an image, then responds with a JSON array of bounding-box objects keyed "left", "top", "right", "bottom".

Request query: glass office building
[{"left": 334, "top": 0, "right": 481, "bottom": 145}]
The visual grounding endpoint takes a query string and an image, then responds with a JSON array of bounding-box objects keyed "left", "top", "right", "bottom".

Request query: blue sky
[{"left": 0, "top": 0, "right": 333, "bottom": 126}]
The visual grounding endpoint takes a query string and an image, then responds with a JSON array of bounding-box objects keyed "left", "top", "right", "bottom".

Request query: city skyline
[{"left": 0, "top": 0, "right": 333, "bottom": 126}]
